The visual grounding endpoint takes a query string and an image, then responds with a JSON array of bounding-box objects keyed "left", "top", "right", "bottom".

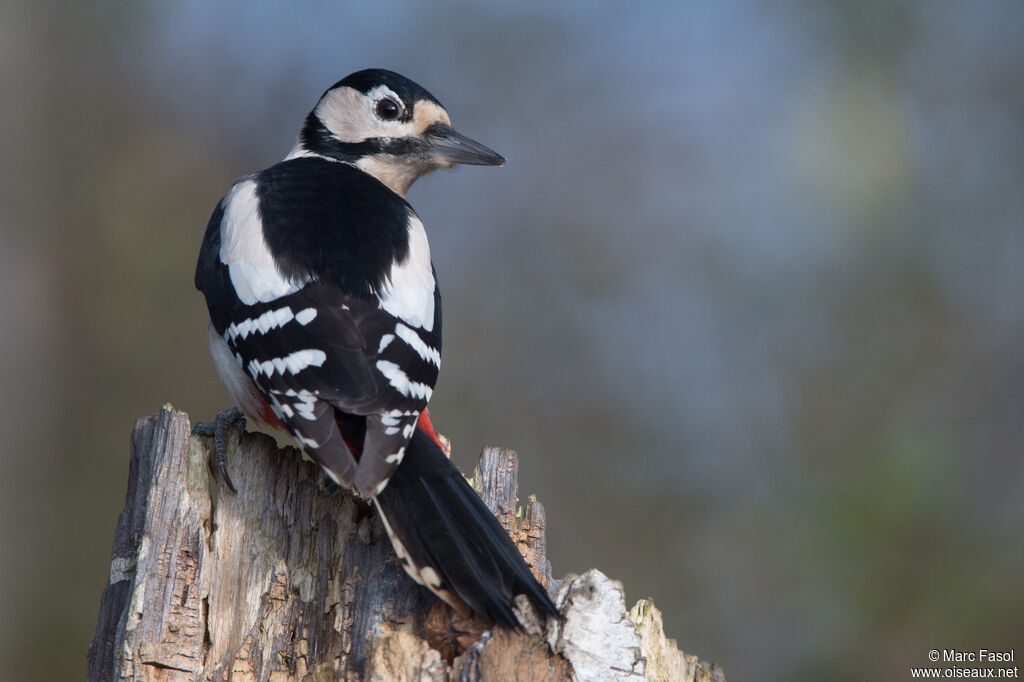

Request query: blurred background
[{"left": 2, "top": 1, "right": 1022, "bottom": 680}]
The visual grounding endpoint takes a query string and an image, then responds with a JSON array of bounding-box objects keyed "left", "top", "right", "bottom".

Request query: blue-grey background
[{"left": 2, "top": 2, "right": 1022, "bottom": 680}]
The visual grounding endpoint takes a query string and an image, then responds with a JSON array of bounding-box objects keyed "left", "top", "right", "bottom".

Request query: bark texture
[{"left": 88, "top": 405, "right": 725, "bottom": 682}]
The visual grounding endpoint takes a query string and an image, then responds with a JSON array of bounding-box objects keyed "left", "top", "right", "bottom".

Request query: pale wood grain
[{"left": 88, "top": 406, "right": 724, "bottom": 681}]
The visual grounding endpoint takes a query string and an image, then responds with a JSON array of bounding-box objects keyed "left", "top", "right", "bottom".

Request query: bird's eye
[{"left": 375, "top": 98, "right": 401, "bottom": 121}]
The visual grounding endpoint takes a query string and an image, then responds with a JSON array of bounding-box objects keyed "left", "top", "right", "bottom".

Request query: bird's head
[{"left": 295, "top": 69, "right": 504, "bottom": 196}]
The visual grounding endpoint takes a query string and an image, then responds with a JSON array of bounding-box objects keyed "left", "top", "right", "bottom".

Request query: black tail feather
[{"left": 375, "top": 428, "right": 559, "bottom": 628}]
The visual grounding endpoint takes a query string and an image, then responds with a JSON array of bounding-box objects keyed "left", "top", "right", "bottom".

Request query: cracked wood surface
[{"left": 88, "top": 406, "right": 725, "bottom": 681}]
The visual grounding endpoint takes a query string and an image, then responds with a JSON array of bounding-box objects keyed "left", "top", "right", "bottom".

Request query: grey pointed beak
[{"left": 425, "top": 123, "right": 505, "bottom": 166}]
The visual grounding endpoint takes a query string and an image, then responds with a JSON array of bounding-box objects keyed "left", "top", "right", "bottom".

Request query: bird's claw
[{"left": 192, "top": 406, "right": 246, "bottom": 493}]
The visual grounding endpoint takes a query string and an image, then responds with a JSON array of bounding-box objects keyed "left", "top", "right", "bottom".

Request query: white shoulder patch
[
  {"left": 377, "top": 213, "right": 436, "bottom": 331},
  {"left": 219, "top": 179, "right": 309, "bottom": 305}
]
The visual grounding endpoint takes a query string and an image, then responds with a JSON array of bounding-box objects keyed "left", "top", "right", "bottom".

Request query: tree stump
[{"left": 88, "top": 406, "right": 725, "bottom": 681}]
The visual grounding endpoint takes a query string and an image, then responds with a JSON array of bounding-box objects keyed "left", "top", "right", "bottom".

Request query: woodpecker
[{"left": 194, "top": 69, "right": 558, "bottom": 627}]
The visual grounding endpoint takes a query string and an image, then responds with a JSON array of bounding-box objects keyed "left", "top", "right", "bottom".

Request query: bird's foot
[{"left": 192, "top": 406, "right": 246, "bottom": 493}]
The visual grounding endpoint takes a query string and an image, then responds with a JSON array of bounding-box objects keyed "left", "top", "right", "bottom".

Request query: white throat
[{"left": 355, "top": 156, "right": 431, "bottom": 197}]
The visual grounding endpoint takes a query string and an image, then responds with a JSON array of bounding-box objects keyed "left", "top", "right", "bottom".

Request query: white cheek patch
[{"left": 316, "top": 85, "right": 418, "bottom": 143}]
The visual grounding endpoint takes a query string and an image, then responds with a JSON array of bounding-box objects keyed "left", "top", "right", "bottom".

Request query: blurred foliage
[{"left": 2, "top": 1, "right": 1022, "bottom": 681}]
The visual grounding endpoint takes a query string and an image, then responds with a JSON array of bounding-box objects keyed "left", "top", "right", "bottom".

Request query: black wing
[{"left": 196, "top": 157, "right": 442, "bottom": 494}]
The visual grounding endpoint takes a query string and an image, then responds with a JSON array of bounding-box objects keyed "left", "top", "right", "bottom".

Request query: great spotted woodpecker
[{"left": 194, "top": 69, "right": 557, "bottom": 627}]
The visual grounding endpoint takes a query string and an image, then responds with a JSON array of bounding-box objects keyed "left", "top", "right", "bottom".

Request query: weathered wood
[
  {"left": 472, "top": 447, "right": 552, "bottom": 589},
  {"left": 89, "top": 406, "right": 725, "bottom": 681}
]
